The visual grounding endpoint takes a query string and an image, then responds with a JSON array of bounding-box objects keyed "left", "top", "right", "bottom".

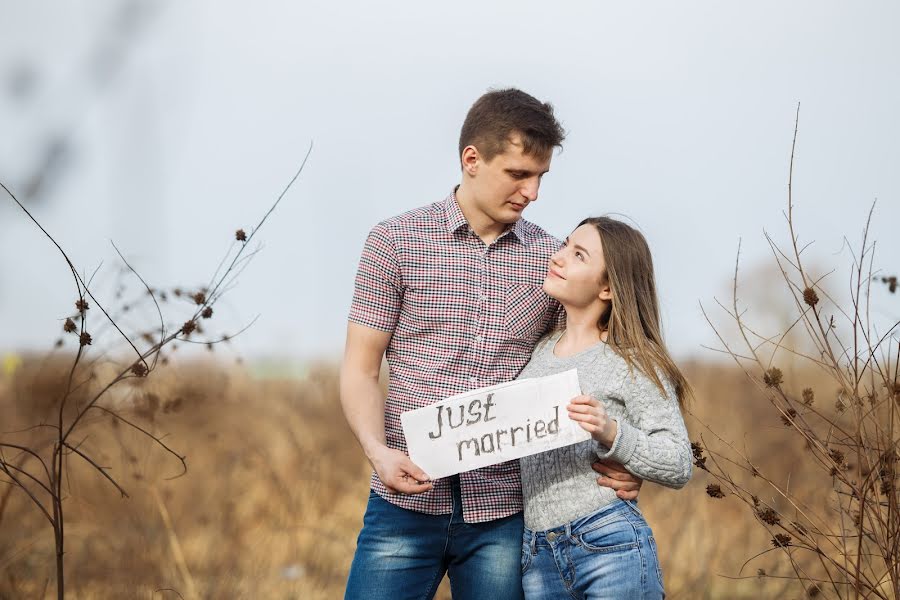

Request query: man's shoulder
[{"left": 375, "top": 201, "right": 443, "bottom": 232}]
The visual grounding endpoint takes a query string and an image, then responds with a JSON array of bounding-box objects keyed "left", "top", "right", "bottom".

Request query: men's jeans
[
  {"left": 521, "top": 500, "right": 665, "bottom": 599},
  {"left": 344, "top": 476, "right": 524, "bottom": 600}
]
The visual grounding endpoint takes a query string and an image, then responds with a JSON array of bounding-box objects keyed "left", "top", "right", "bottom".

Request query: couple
[{"left": 340, "top": 88, "right": 692, "bottom": 599}]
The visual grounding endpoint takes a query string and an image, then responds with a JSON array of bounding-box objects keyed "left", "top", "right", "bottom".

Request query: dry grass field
[{"left": 0, "top": 356, "right": 876, "bottom": 599}]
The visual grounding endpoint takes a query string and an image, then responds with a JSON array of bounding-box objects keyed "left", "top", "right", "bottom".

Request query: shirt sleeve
[{"left": 348, "top": 223, "right": 402, "bottom": 332}]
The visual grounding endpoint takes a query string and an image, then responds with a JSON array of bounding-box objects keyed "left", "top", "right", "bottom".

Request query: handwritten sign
[{"left": 401, "top": 369, "right": 590, "bottom": 479}]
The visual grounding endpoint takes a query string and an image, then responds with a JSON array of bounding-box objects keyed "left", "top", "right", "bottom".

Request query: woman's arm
[{"left": 568, "top": 372, "right": 692, "bottom": 489}]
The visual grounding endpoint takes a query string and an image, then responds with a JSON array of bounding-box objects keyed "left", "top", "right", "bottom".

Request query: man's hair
[{"left": 458, "top": 88, "right": 565, "bottom": 163}]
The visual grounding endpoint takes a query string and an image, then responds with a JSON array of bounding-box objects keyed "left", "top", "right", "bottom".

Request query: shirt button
[
  {"left": 474, "top": 335, "right": 483, "bottom": 343},
  {"left": 469, "top": 376, "right": 477, "bottom": 384}
]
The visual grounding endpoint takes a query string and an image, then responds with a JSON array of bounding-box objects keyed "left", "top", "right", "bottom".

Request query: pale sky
[{"left": 2, "top": 1, "right": 898, "bottom": 363}]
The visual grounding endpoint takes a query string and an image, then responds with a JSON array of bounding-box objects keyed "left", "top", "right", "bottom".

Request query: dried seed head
[
  {"left": 829, "top": 449, "right": 845, "bottom": 466},
  {"left": 706, "top": 484, "right": 726, "bottom": 499},
  {"left": 131, "top": 362, "right": 148, "bottom": 377},
  {"left": 751, "top": 495, "right": 760, "bottom": 507},
  {"left": 79, "top": 331, "right": 92, "bottom": 347},
  {"left": 63, "top": 318, "right": 77, "bottom": 333},
  {"left": 174, "top": 288, "right": 183, "bottom": 297},
  {"left": 75, "top": 298, "right": 89, "bottom": 313},
  {"left": 181, "top": 320, "right": 196, "bottom": 336},
  {"left": 757, "top": 507, "right": 781, "bottom": 526},
  {"left": 690, "top": 442, "right": 707, "bottom": 469},
  {"left": 141, "top": 332, "right": 155, "bottom": 344},
  {"left": 191, "top": 292, "right": 206, "bottom": 305},
  {"left": 691, "top": 441, "right": 704, "bottom": 459},
  {"left": 835, "top": 398, "right": 846, "bottom": 413},
  {"left": 807, "top": 584, "right": 822, "bottom": 598},
  {"left": 881, "top": 275, "right": 898, "bottom": 293},
  {"left": 236, "top": 228, "right": 247, "bottom": 242},
  {"left": 887, "top": 380, "right": 900, "bottom": 399},
  {"left": 802, "top": 388, "right": 815, "bottom": 406},
  {"left": 201, "top": 306, "right": 213, "bottom": 319},
  {"left": 756, "top": 569, "right": 767, "bottom": 579},
  {"left": 780, "top": 407, "right": 798, "bottom": 426},
  {"left": 206, "top": 342, "right": 214, "bottom": 351},
  {"left": 763, "top": 367, "right": 783, "bottom": 388},
  {"left": 54, "top": 338, "right": 64, "bottom": 348},
  {"left": 772, "top": 534, "right": 792, "bottom": 548},
  {"left": 803, "top": 287, "right": 819, "bottom": 307}
]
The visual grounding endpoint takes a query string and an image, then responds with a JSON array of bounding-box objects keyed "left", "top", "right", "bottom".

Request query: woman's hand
[{"left": 566, "top": 394, "right": 617, "bottom": 447}]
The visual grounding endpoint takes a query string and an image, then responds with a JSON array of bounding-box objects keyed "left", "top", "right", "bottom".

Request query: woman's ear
[{"left": 598, "top": 282, "right": 612, "bottom": 302}]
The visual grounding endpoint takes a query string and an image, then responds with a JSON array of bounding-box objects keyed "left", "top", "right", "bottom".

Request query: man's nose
[{"left": 520, "top": 178, "right": 540, "bottom": 202}]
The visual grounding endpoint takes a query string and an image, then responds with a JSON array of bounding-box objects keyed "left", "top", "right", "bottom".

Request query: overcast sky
[{"left": 1, "top": 1, "right": 898, "bottom": 363}]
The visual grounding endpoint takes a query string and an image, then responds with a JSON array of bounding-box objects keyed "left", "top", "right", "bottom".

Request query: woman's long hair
[{"left": 580, "top": 216, "right": 692, "bottom": 406}]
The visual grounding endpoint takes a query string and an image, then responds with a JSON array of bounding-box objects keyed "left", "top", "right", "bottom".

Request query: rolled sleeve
[
  {"left": 594, "top": 417, "right": 639, "bottom": 465},
  {"left": 348, "top": 223, "right": 402, "bottom": 332}
]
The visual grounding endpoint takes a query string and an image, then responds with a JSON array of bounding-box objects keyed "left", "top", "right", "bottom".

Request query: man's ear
[{"left": 461, "top": 145, "right": 479, "bottom": 176}]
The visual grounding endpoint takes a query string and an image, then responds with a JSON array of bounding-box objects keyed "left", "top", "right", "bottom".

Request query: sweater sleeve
[{"left": 594, "top": 368, "right": 692, "bottom": 489}]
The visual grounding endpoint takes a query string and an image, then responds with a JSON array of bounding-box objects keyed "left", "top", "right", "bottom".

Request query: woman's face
[{"left": 542, "top": 224, "right": 612, "bottom": 308}]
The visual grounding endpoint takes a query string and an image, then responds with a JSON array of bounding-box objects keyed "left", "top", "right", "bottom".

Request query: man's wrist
[{"left": 362, "top": 439, "right": 389, "bottom": 463}]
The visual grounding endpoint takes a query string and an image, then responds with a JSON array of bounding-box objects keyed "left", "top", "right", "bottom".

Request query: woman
[{"left": 517, "top": 217, "right": 692, "bottom": 599}]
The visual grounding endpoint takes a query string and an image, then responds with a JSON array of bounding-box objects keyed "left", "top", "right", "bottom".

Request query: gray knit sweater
[{"left": 518, "top": 330, "right": 692, "bottom": 531}]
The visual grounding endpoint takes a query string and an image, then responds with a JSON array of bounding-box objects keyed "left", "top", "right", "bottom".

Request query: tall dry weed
[{"left": 694, "top": 107, "right": 899, "bottom": 599}]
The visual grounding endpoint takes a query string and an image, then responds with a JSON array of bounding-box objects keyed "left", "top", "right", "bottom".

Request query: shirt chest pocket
[{"left": 504, "top": 283, "right": 551, "bottom": 340}]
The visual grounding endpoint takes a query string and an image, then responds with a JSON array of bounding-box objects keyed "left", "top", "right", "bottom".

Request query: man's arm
[{"left": 341, "top": 322, "right": 433, "bottom": 495}]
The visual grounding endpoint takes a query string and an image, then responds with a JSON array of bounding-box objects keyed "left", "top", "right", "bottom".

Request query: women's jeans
[{"left": 522, "top": 500, "right": 665, "bottom": 599}]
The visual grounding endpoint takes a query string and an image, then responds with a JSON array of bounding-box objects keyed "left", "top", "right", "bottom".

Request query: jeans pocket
[
  {"left": 576, "top": 517, "right": 639, "bottom": 553},
  {"left": 521, "top": 540, "right": 533, "bottom": 574},
  {"left": 648, "top": 535, "right": 665, "bottom": 590}
]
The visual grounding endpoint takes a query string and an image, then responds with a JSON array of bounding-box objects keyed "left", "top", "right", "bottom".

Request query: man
[{"left": 341, "top": 88, "right": 642, "bottom": 599}]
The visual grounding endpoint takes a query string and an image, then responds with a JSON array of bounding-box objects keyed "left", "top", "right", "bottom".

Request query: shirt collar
[{"left": 443, "top": 188, "right": 529, "bottom": 246}]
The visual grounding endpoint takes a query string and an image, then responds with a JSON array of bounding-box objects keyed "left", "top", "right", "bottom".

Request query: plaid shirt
[{"left": 348, "top": 190, "right": 563, "bottom": 523}]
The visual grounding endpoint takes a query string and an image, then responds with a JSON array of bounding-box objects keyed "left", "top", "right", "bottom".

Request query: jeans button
[{"left": 546, "top": 531, "right": 557, "bottom": 542}]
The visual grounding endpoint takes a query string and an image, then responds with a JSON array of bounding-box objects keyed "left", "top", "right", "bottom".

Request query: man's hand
[
  {"left": 592, "top": 458, "right": 643, "bottom": 501},
  {"left": 371, "top": 445, "right": 434, "bottom": 495}
]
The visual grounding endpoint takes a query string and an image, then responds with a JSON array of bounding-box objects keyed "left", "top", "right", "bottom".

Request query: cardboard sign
[{"left": 401, "top": 369, "right": 591, "bottom": 479}]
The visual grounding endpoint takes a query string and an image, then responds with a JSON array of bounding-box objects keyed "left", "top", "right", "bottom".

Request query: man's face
[{"left": 467, "top": 135, "right": 552, "bottom": 225}]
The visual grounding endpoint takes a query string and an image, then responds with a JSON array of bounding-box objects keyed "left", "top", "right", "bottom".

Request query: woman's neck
[{"left": 554, "top": 303, "right": 607, "bottom": 357}]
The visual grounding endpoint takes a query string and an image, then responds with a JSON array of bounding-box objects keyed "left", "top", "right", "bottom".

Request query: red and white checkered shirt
[{"left": 349, "top": 190, "right": 563, "bottom": 523}]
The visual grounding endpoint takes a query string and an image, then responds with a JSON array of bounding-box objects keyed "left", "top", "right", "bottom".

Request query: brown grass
[{"left": 0, "top": 355, "right": 839, "bottom": 599}]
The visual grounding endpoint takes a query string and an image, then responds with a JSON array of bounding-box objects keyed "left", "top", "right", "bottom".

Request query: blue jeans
[
  {"left": 345, "top": 476, "right": 524, "bottom": 600},
  {"left": 521, "top": 500, "right": 665, "bottom": 599}
]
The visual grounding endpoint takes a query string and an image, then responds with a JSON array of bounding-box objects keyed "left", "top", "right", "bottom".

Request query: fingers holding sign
[
  {"left": 371, "top": 446, "right": 434, "bottom": 495},
  {"left": 566, "top": 394, "right": 616, "bottom": 446}
]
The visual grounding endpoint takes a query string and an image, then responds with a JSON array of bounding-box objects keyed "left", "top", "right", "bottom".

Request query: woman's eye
[{"left": 575, "top": 251, "right": 584, "bottom": 260}]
